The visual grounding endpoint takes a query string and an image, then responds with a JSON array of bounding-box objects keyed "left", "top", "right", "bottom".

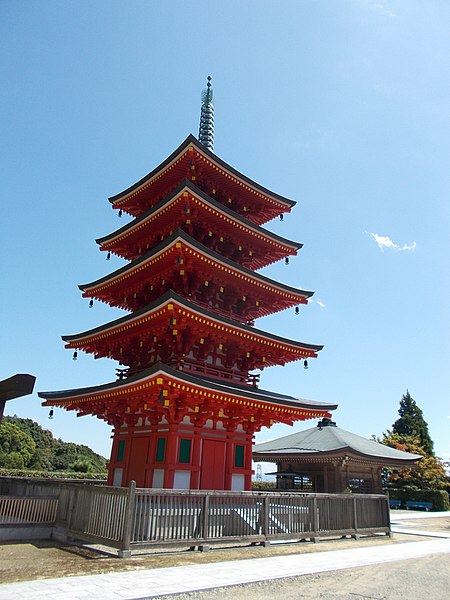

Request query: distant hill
[{"left": 0, "top": 415, "right": 107, "bottom": 474}]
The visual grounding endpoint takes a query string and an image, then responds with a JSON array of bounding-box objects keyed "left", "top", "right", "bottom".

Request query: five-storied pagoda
[{"left": 39, "top": 78, "right": 337, "bottom": 490}]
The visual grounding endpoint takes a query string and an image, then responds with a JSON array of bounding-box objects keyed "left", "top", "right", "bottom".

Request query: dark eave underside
[
  {"left": 109, "top": 134, "right": 296, "bottom": 209},
  {"left": 98, "top": 180, "right": 301, "bottom": 251},
  {"left": 253, "top": 448, "right": 421, "bottom": 465},
  {"left": 81, "top": 229, "right": 313, "bottom": 299},
  {"left": 39, "top": 361, "right": 336, "bottom": 412},
  {"left": 62, "top": 290, "right": 324, "bottom": 353}
]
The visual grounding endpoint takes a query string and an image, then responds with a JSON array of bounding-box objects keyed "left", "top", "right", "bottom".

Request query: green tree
[
  {"left": 2, "top": 415, "right": 107, "bottom": 474},
  {"left": 0, "top": 422, "right": 36, "bottom": 469},
  {"left": 392, "top": 391, "right": 434, "bottom": 455},
  {"left": 382, "top": 433, "right": 447, "bottom": 491}
]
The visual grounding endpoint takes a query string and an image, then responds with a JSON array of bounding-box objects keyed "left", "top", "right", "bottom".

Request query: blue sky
[{"left": 1, "top": 1, "right": 449, "bottom": 469}]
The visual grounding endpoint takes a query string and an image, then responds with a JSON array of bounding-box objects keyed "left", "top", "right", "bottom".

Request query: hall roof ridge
[{"left": 253, "top": 424, "right": 422, "bottom": 462}]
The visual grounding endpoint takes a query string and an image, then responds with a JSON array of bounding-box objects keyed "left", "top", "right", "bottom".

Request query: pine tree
[{"left": 392, "top": 391, "right": 434, "bottom": 456}]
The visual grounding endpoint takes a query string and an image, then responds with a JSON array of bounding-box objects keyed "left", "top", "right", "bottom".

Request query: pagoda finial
[{"left": 198, "top": 76, "right": 214, "bottom": 151}]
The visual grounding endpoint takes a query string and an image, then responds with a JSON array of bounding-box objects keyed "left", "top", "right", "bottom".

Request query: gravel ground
[
  {"left": 0, "top": 514, "right": 449, "bottom": 596},
  {"left": 0, "top": 534, "right": 403, "bottom": 583},
  {"left": 154, "top": 554, "right": 450, "bottom": 600}
]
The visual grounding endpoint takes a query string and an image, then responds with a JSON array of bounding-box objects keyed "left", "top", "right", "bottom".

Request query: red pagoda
[{"left": 39, "top": 79, "right": 337, "bottom": 490}]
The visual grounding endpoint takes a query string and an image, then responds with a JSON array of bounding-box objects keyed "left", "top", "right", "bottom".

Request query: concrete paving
[{"left": 0, "top": 512, "right": 449, "bottom": 600}]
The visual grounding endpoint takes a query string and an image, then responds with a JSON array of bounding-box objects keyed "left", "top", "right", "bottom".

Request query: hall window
[
  {"left": 178, "top": 438, "right": 192, "bottom": 464},
  {"left": 156, "top": 437, "right": 166, "bottom": 463},
  {"left": 235, "top": 444, "right": 245, "bottom": 468},
  {"left": 117, "top": 440, "right": 125, "bottom": 462}
]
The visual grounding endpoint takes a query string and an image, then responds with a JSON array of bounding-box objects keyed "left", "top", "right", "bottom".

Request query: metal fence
[{"left": 0, "top": 477, "right": 390, "bottom": 556}]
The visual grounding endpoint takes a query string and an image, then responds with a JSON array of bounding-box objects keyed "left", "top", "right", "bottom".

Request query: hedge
[
  {"left": 0, "top": 468, "right": 106, "bottom": 481},
  {"left": 388, "top": 489, "right": 449, "bottom": 511},
  {"left": 251, "top": 481, "right": 276, "bottom": 491}
]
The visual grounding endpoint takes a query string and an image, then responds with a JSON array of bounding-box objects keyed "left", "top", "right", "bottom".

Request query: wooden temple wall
[
  {"left": 277, "top": 461, "right": 384, "bottom": 494},
  {"left": 108, "top": 421, "right": 253, "bottom": 491}
]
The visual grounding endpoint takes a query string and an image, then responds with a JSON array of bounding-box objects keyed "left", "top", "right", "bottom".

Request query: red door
[
  {"left": 200, "top": 439, "right": 226, "bottom": 490},
  {"left": 126, "top": 437, "right": 149, "bottom": 487}
]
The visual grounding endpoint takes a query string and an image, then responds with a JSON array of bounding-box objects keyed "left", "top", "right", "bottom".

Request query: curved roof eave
[
  {"left": 108, "top": 134, "right": 296, "bottom": 209},
  {"left": 38, "top": 362, "right": 336, "bottom": 412},
  {"left": 253, "top": 446, "right": 422, "bottom": 463},
  {"left": 98, "top": 180, "right": 302, "bottom": 251},
  {"left": 81, "top": 228, "right": 313, "bottom": 299},
  {"left": 62, "top": 290, "right": 324, "bottom": 353}
]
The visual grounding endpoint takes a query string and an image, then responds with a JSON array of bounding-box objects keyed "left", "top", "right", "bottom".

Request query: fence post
[
  {"left": 198, "top": 493, "right": 210, "bottom": 552},
  {"left": 310, "top": 496, "right": 319, "bottom": 543},
  {"left": 352, "top": 496, "right": 360, "bottom": 539},
  {"left": 118, "top": 480, "right": 136, "bottom": 558},
  {"left": 67, "top": 488, "right": 76, "bottom": 531},
  {"left": 384, "top": 495, "right": 393, "bottom": 537},
  {"left": 260, "top": 494, "right": 270, "bottom": 546}
]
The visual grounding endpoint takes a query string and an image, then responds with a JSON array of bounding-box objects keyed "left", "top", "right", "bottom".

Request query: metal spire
[{"left": 198, "top": 76, "right": 214, "bottom": 151}]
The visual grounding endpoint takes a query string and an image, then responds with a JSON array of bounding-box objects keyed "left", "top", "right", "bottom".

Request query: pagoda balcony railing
[
  {"left": 180, "top": 360, "right": 260, "bottom": 387},
  {"left": 189, "top": 298, "right": 255, "bottom": 327},
  {"left": 115, "top": 363, "right": 260, "bottom": 388}
]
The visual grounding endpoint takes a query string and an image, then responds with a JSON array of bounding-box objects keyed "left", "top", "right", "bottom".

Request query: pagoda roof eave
[
  {"left": 108, "top": 134, "right": 296, "bottom": 210},
  {"left": 61, "top": 289, "right": 324, "bottom": 354},
  {"left": 38, "top": 361, "right": 336, "bottom": 412},
  {"left": 80, "top": 228, "right": 313, "bottom": 300},
  {"left": 97, "top": 179, "right": 302, "bottom": 253}
]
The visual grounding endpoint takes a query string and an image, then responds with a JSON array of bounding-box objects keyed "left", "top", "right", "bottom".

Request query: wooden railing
[
  {"left": 129, "top": 489, "right": 390, "bottom": 552},
  {"left": 0, "top": 496, "right": 58, "bottom": 525},
  {"left": 55, "top": 484, "right": 134, "bottom": 551},
  {"left": 0, "top": 477, "right": 391, "bottom": 556}
]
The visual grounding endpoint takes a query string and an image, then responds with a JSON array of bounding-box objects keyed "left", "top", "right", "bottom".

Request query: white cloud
[
  {"left": 353, "top": 0, "right": 397, "bottom": 19},
  {"left": 371, "top": 1, "right": 396, "bottom": 18},
  {"left": 316, "top": 299, "right": 326, "bottom": 309},
  {"left": 370, "top": 232, "right": 417, "bottom": 252}
]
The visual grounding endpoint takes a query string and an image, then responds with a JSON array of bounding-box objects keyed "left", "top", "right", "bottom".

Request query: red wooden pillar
[
  {"left": 244, "top": 434, "right": 253, "bottom": 491},
  {"left": 146, "top": 427, "right": 158, "bottom": 487},
  {"left": 163, "top": 426, "right": 177, "bottom": 488},
  {"left": 190, "top": 427, "right": 202, "bottom": 490},
  {"left": 107, "top": 432, "right": 118, "bottom": 485},
  {"left": 224, "top": 428, "right": 235, "bottom": 490},
  {"left": 108, "top": 428, "right": 133, "bottom": 486}
]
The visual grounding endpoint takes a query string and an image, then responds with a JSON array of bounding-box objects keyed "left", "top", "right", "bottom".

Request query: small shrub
[
  {"left": 252, "top": 480, "right": 276, "bottom": 491},
  {"left": 388, "top": 489, "right": 449, "bottom": 511}
]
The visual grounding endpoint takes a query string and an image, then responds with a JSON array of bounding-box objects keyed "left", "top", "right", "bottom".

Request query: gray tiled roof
[{"left": 253, "top": 423, "right": 421, "bottom": 462}]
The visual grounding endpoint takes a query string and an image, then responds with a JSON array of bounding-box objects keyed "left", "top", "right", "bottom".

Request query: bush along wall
[
  {"left": 388, "top": 489, "right": 449, "bottom": 511},
  {"left": 0, "top": 468, "right": 107, "bottom": 481}
]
